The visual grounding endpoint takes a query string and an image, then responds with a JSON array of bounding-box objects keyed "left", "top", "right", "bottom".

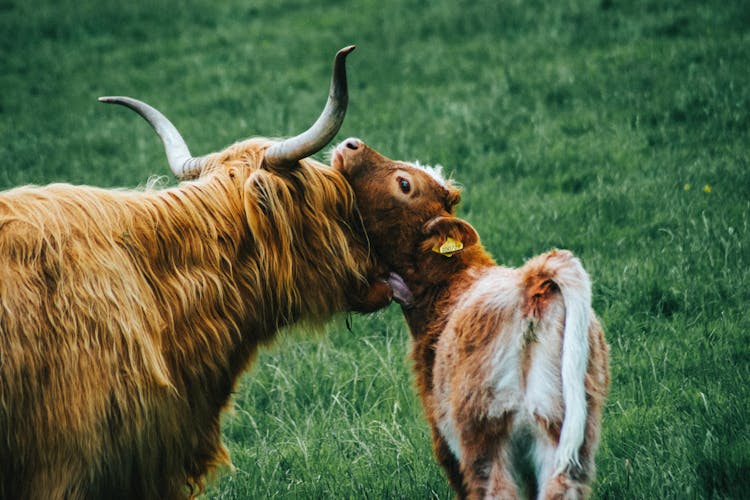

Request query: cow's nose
[{"left": 343, "top": 138, "right": 362, "bottom": 151}]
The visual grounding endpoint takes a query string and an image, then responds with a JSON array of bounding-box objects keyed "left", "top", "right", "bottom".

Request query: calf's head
[{"left": 332, "top": 138, "right": 485, "bottom": 290}]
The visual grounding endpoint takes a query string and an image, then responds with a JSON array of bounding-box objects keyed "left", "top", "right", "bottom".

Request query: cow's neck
[{"left": 134, "top": 175, "right": 263, "bottom": 395}]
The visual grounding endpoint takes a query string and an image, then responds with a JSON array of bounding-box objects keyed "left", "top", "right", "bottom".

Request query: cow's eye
[{"left": 397, "top": 177, "right": 411, "bottom": 194}]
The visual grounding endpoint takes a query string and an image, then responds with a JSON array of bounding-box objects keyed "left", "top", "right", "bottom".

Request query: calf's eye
[{"left": 397, "top": 177, "right": 411, "bottom": 194}]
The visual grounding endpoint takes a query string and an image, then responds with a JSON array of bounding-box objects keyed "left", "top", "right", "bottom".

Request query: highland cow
[
  {"left": 333, "top": 138, "right": 610, "bottom": 499},
  {"left": 0, "top": 48, "right": 398, "bottom": 499}
]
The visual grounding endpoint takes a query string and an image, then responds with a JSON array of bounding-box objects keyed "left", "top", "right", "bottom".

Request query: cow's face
[
  {"left": 332, "top": 138, "right": 478, "bottom": 276},
  {"left": 237, "top": 148, "right": 395, "bottom": 315},
  {"left": 99, "top": 49, "right": 395, "bottom": 317}
]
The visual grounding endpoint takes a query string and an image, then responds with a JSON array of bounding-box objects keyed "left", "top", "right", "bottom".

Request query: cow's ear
[{"left": 421, "top": 216, "right": 479, "bottom": 257}]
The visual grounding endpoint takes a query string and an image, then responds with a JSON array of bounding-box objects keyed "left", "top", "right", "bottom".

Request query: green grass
[{"left": 2, "top": 0, "right": 749, "bottom": 497}]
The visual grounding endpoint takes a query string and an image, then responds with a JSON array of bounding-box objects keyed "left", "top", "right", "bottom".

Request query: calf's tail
[{"left": 532, "top": 250, "right": 592, "bottom": 475}]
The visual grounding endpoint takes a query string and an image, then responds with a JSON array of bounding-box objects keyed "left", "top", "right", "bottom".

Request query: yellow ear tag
[{"left": 432, "top": 236, "right": 464, "bottom": 257}]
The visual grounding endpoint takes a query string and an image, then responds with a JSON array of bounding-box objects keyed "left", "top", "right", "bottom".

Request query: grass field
[{"left": 2, "top": 0, "right": 749, "bottom": 498}]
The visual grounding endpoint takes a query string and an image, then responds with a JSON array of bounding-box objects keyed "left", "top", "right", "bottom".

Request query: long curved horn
[
  {"left": 263, "top": 45, "right": 355, "bottom": 171},
  {"left": 99, "top": 96, "right": 207, "bottom": 179}
]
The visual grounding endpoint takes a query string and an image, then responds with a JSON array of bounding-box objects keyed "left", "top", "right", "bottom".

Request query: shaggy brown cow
[
  {"left": 334, "top": 138, "right": 610, "bottom": 499},
  {"left": 0, "top": 48, "right": 397, "bottom": 500}
]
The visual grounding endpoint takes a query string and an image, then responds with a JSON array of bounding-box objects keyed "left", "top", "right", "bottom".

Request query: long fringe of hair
[{"left": 0, "top": 137, "right": 376, "bottom": 498}]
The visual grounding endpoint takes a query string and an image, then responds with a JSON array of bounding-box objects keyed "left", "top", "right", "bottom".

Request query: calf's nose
[{"left": 343, "top": 137, "right": 362, "bottom": 150}]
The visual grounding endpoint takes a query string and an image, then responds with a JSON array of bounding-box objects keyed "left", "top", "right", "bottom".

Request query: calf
[{"left": 333, "top": 138, "right": 610, "bottom": 499}]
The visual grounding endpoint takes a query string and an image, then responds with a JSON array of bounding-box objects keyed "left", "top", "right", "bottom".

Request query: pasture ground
[{"left": 1, "top": 0, "right": 748, "bottom": 498}]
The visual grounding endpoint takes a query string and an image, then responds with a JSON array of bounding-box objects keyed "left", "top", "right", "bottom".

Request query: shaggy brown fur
[
  {"left": 333, "top": 138, "right": 610, "bottom": 499},
  {"left": 0, "top": 137, "right": 393, "bottom": 499}
]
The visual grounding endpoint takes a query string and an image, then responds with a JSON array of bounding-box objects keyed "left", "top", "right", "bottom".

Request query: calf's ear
[{"left": 421, "top": 216, "right": 479, "bottom": 257}]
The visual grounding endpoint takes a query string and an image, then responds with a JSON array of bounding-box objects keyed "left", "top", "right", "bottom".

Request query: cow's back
[{"left": 0, "top": 184, "right": 182, "bottom": 499}]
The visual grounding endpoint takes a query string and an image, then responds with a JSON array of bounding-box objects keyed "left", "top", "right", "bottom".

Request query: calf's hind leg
[
  {"left": 431, "top": 429, "right": 467, "bottom": 499},
  {"left": 537, "top": 419, "right": 598, "bottom": 500},
  {"left": 533, "top": 435, "right": 589, "bottom": 499},
  {"left": 458, "top": 414, "right": 518, "bottom": 500},
  {"left": 539, "top": 380, "right": 606, "bottom": 500},
  {"left": 540, "top": 470, "right": 589, "bottom": 500}
]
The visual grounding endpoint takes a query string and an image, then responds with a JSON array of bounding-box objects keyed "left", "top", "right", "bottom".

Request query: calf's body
[
  {"left": 414, "top": 251, "right": 608, "bottom": 499},
  {"left": 333, "top": 139, "right": 609, "bottom": 499}
]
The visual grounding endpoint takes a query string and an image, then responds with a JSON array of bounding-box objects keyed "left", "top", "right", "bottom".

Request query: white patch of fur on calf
[
  {"left": 524, "top": 306, "right": 565, "bottom": 424},
  {"left": 410, "top": 161, "right": 454, "bottom": 189},
  {"left": 432, "top": 326, "right": 463, "bottom": 462},
  {"left": 436, "top": 383, "right": 463, "bottom": 462}
]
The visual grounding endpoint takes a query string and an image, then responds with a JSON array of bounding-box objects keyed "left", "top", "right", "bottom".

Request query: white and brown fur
[{"left": 333, "top": 138, "right": 610, "bottom": 499}]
